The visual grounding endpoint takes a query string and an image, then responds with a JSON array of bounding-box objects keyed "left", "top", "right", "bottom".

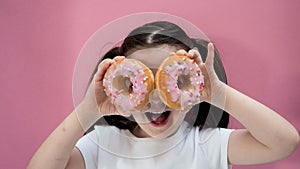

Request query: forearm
[
  {"left": 27, "top": 103, "right": 101, "bottom": 169},
  {"left": 212, "top": 82, "right": 299, "bottom": 153},
  {"left": 27, "top": 111, "right": 83, "bottom": 169}
]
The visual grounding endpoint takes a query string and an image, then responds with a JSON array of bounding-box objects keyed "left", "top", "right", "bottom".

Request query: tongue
[{"left": 151, "top": 113, "right": 167, "bottom": 123}]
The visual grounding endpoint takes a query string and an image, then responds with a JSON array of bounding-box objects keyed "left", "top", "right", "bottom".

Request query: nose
[{"left": 145, "top": 89, "right": 166, "bottom": 112}]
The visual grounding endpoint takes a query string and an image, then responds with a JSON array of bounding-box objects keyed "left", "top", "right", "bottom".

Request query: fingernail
[{"left": 188, "top": 50, "right": 194, "bottom": 56}]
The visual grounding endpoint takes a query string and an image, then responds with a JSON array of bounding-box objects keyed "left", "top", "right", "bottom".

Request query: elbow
[
  {"left": 290, "top": 131, "right": 300, "bottom": 153},
  {"left": 277, "top": 130, "right": 300, "bottom": 158}
]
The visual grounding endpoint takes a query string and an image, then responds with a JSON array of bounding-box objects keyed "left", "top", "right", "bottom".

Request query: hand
[
  {"left": 80, "top": 56, "right": 129, "bottom": 117},
  {"left": 176, "top": 43, "right": 226, "bottom": 105}
]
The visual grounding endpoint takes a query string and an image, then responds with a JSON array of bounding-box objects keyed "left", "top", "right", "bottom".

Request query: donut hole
[
  {"left": 177, "top": 74, "right": 191, "bottom": 90},
  {"left": 113, "top": 76, "right": 133, "bottom": 93}
]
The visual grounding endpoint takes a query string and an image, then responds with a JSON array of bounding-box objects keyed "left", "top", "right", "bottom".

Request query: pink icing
[
  {"left": 103, "top": 59, "right": 150, "bottom": 112},
  {"left": 163, "top": 58, "right": 204, "bottom": 109}
]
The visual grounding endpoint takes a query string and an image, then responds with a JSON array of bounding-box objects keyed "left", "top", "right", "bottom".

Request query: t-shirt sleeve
[
  {"left": 198, "top": 127, "right": 234, "bottom": 169},
  {"left": 75, "top": 130, "right": 99, "bottom": 169}
]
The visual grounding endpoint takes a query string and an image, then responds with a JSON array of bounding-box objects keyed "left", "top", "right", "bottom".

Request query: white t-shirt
[{"left": 76, "top": 121, "right": 234, "bottom": 169}]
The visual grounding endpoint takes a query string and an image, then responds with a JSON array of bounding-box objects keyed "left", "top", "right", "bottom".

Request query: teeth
[{"left": 151, "top": 112, "right": 163, "bottom": 114}]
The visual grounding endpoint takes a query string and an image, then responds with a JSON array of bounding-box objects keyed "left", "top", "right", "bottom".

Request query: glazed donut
[
  {"left": 103, "top": 58, "right": 154, "bottom": 112},
  {"left": 155, "top": 53, "right": 204, "bottom": 110}
]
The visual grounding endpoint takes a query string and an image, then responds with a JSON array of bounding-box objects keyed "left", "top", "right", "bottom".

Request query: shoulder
[
  {"left": 198, "top": 127, "right": 234, "bottom": 144},
  {"left": 75, "top": 125, "right": 119, "bottom": 169},
  {"left": 195, "top": 127, "right": 234, "bottom": 169}
]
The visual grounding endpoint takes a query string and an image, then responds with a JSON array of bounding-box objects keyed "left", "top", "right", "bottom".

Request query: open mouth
[{"left": 145, "top": 111, "right": 171, "bottom": 126}]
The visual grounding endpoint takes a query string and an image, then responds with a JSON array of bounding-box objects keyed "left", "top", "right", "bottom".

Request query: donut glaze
[
  {"left": 155, "top": 54, "right": 204, "bottom": 110},
  {"left": 103, "top": 58, "right": 154, "bottom": 112}
]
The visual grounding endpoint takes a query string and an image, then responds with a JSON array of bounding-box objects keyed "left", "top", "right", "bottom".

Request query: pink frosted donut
[
  {"left": 155, "top": 53, "right": 204, "bottom": 110},
  {"left": 103, "top": 58, "right": 154, "bottom": 112}
]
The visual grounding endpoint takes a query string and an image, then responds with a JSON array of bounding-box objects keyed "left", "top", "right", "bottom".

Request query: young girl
[{"left": 28, "top": 21, "right": 299, "bottom": 169}]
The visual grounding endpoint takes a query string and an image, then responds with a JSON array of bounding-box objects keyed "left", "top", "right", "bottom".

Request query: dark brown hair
[{"left": 86, "top": 21, "right": 229, "bottom": 133}]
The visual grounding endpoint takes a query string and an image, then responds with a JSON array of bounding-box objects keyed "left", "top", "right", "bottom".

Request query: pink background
[{"left": 1, "top": 0, "right": 299, "bottom": 169}]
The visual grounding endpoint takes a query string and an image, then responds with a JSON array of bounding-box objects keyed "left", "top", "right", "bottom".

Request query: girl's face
[{"left": 126, "top": 45, "right": 190, "bottom": 138}]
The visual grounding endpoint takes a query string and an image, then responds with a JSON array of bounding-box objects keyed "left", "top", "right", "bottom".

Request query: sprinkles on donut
[
  {"left": 155, "top": 53, "right": 204, "bottom": 110},
  {"left": 103, "top": 58, "right": 154, "bottom": 113}
]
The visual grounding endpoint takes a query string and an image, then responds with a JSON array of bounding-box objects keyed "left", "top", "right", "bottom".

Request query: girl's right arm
[
  {"left": 27, "top": 57, "right": 125, "bottom": 169},
  {"left": 27, "top": 106, "right": 92, "bottom": 169}
]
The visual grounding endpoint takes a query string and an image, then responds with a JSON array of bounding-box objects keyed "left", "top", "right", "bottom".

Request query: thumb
[
  {"left": 205, "top": 43, "right": 215, "bottom": 67},
  {"left": 94, "top": 59, "right": 115, "bottom": 82}
]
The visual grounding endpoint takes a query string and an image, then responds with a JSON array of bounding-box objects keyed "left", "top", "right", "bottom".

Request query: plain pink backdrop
[{"left": 1, "top": 0, "right": 299, "bottom": 169}]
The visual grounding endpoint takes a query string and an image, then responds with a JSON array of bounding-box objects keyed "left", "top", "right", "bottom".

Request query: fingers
[
  {"left": 188, "top": 48, "right": 203, "bottom": 65},
  {"left": 176, "top": 49, "right": 188, "bottom": 56},
  {"left": 184, "top": 43, "right": 214, "bottom": 68},
  {"left": 169, "top": 51, "right": 176, "bottom": 56},
  {"left": 94, "top": 56, "right": 125, "bottom": 82},
  {"left": 205, "top": 43, "right": 215, "bottom": 67},
  {"left": 113, "top": 56, "right": 125, "bottom": 62},
  {"left": 176, "top": 48, "right": 203, "bottom": 66},
  {"left": 94, "top": 59, "right": 115, "bottom": 82}
]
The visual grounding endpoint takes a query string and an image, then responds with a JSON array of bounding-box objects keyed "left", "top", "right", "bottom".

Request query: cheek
[
  {"left": 170, "top": 111, "right": 186, "bottom": 122},
  {"left": 132, "top": 112, "right": 148, "bottom": 123}
]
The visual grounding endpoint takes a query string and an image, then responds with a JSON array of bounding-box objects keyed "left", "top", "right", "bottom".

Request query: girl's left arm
[
  {"left": 216, "top": 82, "right": 299, "bottom": 165},
  {"left": 184, "top": 43, "right": 299, "bottom": 165}
]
